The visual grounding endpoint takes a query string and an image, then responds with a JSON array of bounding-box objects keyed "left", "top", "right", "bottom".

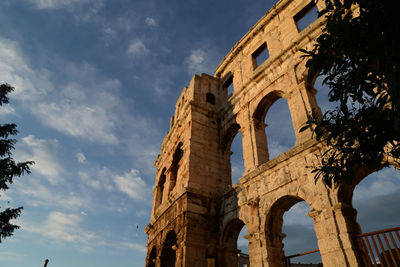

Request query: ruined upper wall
[{"left": 215, "top": 0, "right": 324, "bottom": 99}]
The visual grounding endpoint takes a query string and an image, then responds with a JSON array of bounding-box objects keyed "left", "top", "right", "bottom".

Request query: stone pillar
[
  {"left": 310, "top": 203, "right": 365, "bottom": 267},
  {"left": 240, "top": 125, "right": 257, "bottom": 173},
  {"left": 250, "top": 118, "right": 269, "bottom": 166},
  {"left": 247, "top": 232, "right": 267, "bottom": 267},
  {"left": 287, "top": 82, "right": 318, "bottom": 144}
]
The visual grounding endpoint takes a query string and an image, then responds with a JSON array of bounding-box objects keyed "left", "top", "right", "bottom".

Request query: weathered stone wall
[{"left": 145, "top": 0, "right": 371, "bottom": 266}]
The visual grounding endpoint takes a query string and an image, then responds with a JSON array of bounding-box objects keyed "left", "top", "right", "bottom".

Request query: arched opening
[
  {"left": 221, "top": 123, "right": 244, "bottom": 185},
  {"left": 282, "top": 201, "right": 322, "bottom": 265},
  {"left": 147, "top": 246, "right": 157, "bottom": 267},
  {"left": 206, "top": 92, "right": 216, "bottom": 105},
  {"left": 230, "top": 132, "right": 244, "bottom": 185},
  {"left": 220, "top": 219, "right": 249, "bottom": 267},
  {"left": 155, "top": 168, "right": 166, "bottom": 209},
  {"left": 169, "top": 142, "right": 183, "bottom": 193},
  {"left": 353, "top": 166, "right": 400, "bottom": 231},
  {"left": 265, "top": 196, "right": 320, "bottom": 266},
  {"left": 340, "top": 166, "right": 400, "bottom": 265},
  {"left": 264, "top": 98, "right": 296, "bottom": 159},
  {"left": 253, "top": 92, "right": 296, "bottom": 163},
  {"left": 161, "top": 231, "right": 177, "bottom": 267}
]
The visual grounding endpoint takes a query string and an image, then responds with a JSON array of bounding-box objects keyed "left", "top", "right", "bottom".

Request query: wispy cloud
[
  {"left": 0, "top": 104, "right": 16, "bottom": 116},
  {"left": 16, "top": 179, "right": 88, "bottom": 211},
  {"left": 113, "top": 169, "right": 152, "bottom": 203},
  {"left": 29, "top": 0, "right": 105, "bottom": 21},
  {"left": 283, "top": 201, "right": 313, "bottom": 227},
  {"left": 79, "top": 167, "right": 114, "bottom": 192},
  {"left": 22, "top": 211, "right": 98, "bottom": 244},
  {"left": 76, "top": 152, "right": 86, "bottom": 163},
  {"left": 353, "top": 166, "right": 400, "bottom": 201},
  {"left": 0, "top": 38, "right": 125, "bottom": 144},
  {"left": 145, "top": 17, "right": 157, "bottom": 27},
  {"left": 120, "top": 242, "right": 147, "bottom": 253},
  {"left": 184, "top": 48, "right": 218, "bottom": 75},
  {"left": 19, "top": 135, "right": 64, "bottom": 185},
  {"left": 0, "top": 251, "right": 26, "bottom": 261},
  {"left": 0, "top": 38, "right": 53, "bottom": 101},
  {"left": 127, "top": 39, "right": 149, "bottom": 57},
  {"left": 31, "top": 0, "right": 85, "bottom": 9}
]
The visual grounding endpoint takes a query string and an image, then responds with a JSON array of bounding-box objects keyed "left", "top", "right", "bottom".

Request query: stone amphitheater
[{"left": 144, "top": 0, "right": 395, "bottom": 266}]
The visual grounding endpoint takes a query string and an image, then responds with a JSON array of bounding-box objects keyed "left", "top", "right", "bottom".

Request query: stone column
[
  {"left": 240, "top": 125, "right": 257, "bottom": 173},
  {"left": 247, "top": 231, "right": 268, "bottom": 267},
  {"left": 287, "top": 82, "right": 318, "bottom": 144},
  {"left": 310, "top": 203, "right": 365, "bottom": 267},
  {"left": 251, "top": 118, "right": 269, "bottom": 166}
]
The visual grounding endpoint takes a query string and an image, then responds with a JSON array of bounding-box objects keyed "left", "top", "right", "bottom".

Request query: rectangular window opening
[
  {"left": 223, "top": 75, "right": 234, "bottom": 97},
  {"left": 252, "top": 42, "right": 269, "bottom": 69},
  {"left": 294, "top": 2, "right": 319, "bottom": 32}
]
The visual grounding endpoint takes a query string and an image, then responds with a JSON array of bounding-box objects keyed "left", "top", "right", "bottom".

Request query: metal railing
[
  {"left": 283, "top": 249, "right": 322, "bottom": 267},
  {"left": 358, "top": 226, "right": 400, "bottom": 267}
]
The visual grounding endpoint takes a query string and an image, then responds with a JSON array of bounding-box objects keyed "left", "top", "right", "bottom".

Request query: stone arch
[
  {"left": 264, "top": 194, "right": 317, "bottom": 266},
  {"left": 252, "top": 90, "right": 296, "bottom": 163},
  {"left": 220, "top": 218, "right": 246, "bottom": 266},
  {"left": 147, "top": 246, "right": 157, "bottom": 267},
  {"left": 155, "top": 168, "right": 167, "bottom": 209},
  {"left": 221, "top": 123, "right": 241, "bottom": 152},
  {"left": 161, "top": 230, "right": 177, "bottom": 267},
  {"left": 169, "top": 142, "right": 183, "bottom": 193},
  {"left": 333, "top": 164, "right": 399, "bottom": 265},
  {"left": 221, "top": 123, "right": 244, "bottom": 185}
]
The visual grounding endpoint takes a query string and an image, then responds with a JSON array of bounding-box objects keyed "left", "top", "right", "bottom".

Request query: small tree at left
[{"left": 0, "top": 83, "right": 34, "bottom": 243}]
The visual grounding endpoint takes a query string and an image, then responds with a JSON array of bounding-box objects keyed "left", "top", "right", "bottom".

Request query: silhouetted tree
[
  {"left": 0, "top": 83, "right": 34, "bottom": 242},
  {"left": 301, "top": 0, "right": 399, "bottom": 187}
]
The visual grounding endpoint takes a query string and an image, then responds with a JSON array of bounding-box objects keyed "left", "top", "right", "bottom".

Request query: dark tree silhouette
[
  {"left": 301, "top": 0, "right": 399, "bottom": 186},
  {"left": 0, "top": 83, "right": 34, "bottom": 243}
]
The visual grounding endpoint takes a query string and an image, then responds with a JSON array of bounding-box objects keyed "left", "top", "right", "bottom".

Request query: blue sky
[{"left": 0, "top": 0, "right": 398, "bottom": 266}]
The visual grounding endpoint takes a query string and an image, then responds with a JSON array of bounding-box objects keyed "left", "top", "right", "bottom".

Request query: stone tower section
[
  {"left": 145, "top": 0, "right": 394, "bottom": 266},
  {"left": 146, "top": 73, "right": 231, "bottom": 267}
]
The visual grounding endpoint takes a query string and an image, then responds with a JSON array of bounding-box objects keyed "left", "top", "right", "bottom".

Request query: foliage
[
  {"left": 0, "top": 83, "right": 34, "bottom": 243},
  {"left": 300, "top": 0, "right": 400, "bottom": 187}
]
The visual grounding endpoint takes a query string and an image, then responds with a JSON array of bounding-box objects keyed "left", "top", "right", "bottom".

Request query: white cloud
[
  {"left": 16, "top": 179, "right": 87, "bottom": 211},
  {"left": 103, "top": 27, "right": 118, "bottom": 45},
  {"left": 0, "top": 104, "right": 16, "bottom": 116},
  {"left": 353, "top": 167, "right": 400, "bottom": 201},
  {"left": 79, "top": 167, "right": 114, "bottom": 192},
  {"left": 20, "top": 135, "right": 64, "bottom": 185},
  {"left": 127, "top": 39, "right": 149, "bottom": 57},
  {"left": 29, "top": 0, "right": 105, "bottom": 21},
  {"left": 184, "top": 48, "right": 218, "bottom": 75},
  {"left": 120, "top": 242, "right": 147, "bottom": 253},
  {"left": 32, "top": 0, "right": 84, "bottom": 9},
  {"left": 145, "top": 17, "right": 157, "bottom": 27},
  {"left": 0, "top": 37, "right": 160, "bottom": 173},
  {"left": 0, "top": 252, "right": 26, "bottom": 261},
  {"left": 283, "top": 201, "right": 314, "bottom": 228},
  {"left": 22, "top": 211, "right": 97, "bottom": 244},
  {"left": 114, "top": 169, "right": 152, "bottom": 202},
  {"left": 76, "top": 152, "right": 86, "bottom": 163},
  {"left": 185, "top": 49, "right": 206, "bottom": 74},
  {"left": 0, "top": 40, "right": 123, "bottom": 144},
  {"left": 0, "top": 38, "right": 52, "bottom": 101},
  {"left": 35, "top": 101, "right": 119, "bottom": 144}
]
